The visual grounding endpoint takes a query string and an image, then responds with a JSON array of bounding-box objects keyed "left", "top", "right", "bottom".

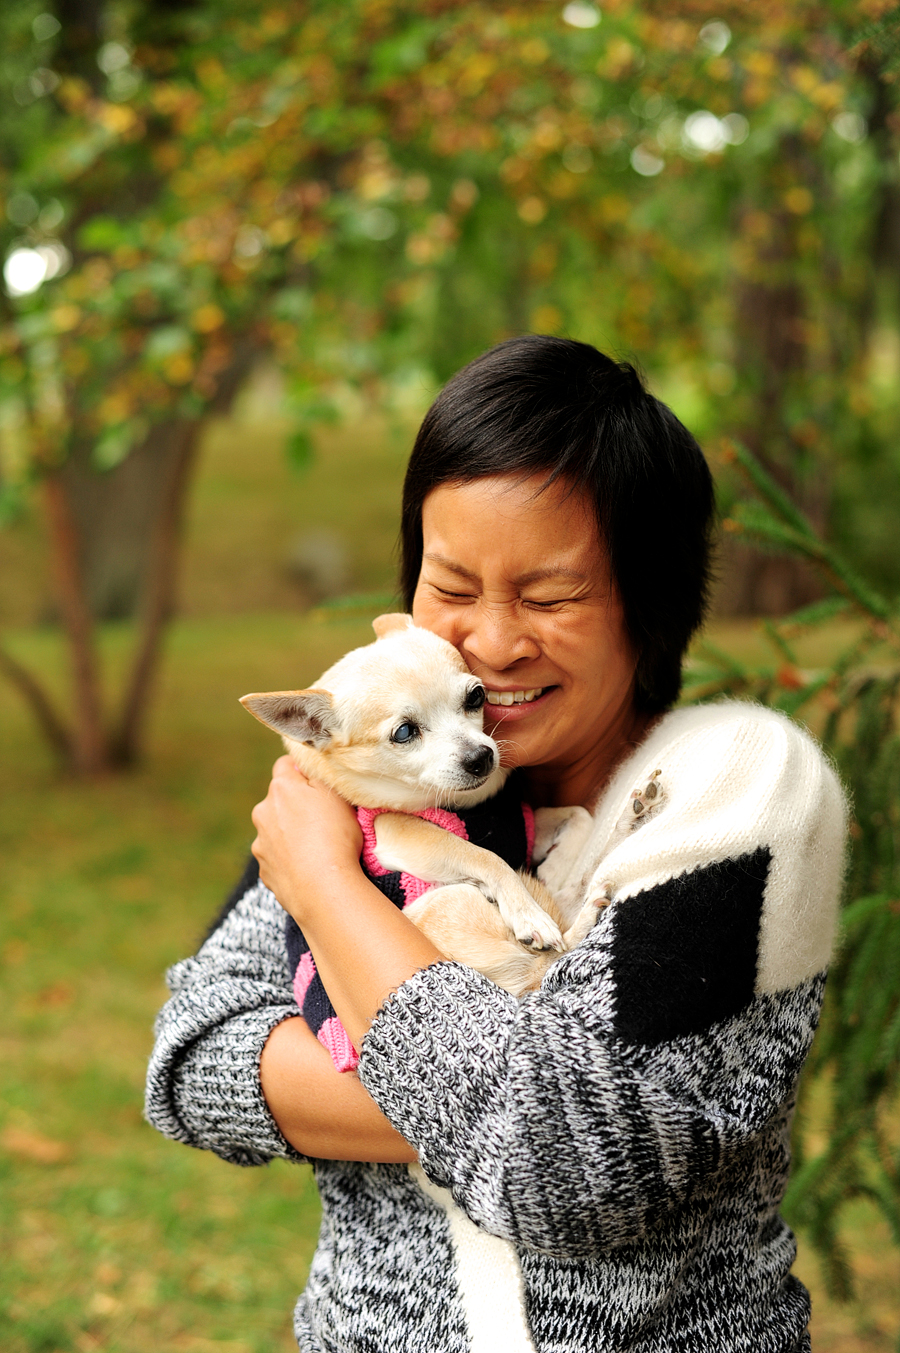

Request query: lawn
[{"left": 1, "top": 401, "right": 897, "bottom": 1351}]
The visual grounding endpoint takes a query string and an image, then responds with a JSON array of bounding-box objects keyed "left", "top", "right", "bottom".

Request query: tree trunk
[
  {"left": 109, "top": 418, "right": 203, "bottom": 765},
  {"left": 59, "top": 429, "right": 198, "bottom": 621},
  {"left": 40, "top": 473, "right": 108, "bottom": 773},
  {"left": 716, "top": 131, "right": 831, "bottom": 618},
  {"left": 108, "top": 341, "right": 258, "bottom": 764}
]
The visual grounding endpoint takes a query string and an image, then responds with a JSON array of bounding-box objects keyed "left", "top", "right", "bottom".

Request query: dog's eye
[
  {"left": 391, "top": 722, "right": 419, "bottom": 745},
  {"left": 465, "top": 686, "right": 486, "bottom": 712}
]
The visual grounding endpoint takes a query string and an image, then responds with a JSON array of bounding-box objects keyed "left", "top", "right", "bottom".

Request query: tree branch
[{"left": 0, "top": 643, "right": 73, "bottom": 762}]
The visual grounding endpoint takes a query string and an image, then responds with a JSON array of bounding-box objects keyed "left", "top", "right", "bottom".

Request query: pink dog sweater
[{"left": 285, "top": 774, "right": 535, "bottom": 1071}]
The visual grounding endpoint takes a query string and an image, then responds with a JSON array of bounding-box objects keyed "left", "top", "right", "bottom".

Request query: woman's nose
[{"left": 460, "top": 604, "right": 540, "bottom": 672}]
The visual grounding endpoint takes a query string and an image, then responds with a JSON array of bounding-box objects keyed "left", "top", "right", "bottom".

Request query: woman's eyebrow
[
  {"left": 423, "top": 554, "right": 588, "bottom": 588},
  {"left": 422, "top": 553, "right": 480, "bottom": 582}
]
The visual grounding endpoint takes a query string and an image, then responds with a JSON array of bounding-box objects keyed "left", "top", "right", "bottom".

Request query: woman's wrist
[{"left": 276, "top": 859, "right": 368, "bottom": 929}]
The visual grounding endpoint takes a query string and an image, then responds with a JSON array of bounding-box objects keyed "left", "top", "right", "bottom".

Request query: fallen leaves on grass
[{"left": 1, "top": 1125, "right": 70, "bottom": 1163}]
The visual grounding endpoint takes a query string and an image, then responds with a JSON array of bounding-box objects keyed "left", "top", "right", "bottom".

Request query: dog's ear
[
  {"left": 239, "top": 689, "right": 337, "bottom": 748},
  {"left": 372, "top": 612, "right": 414, "bottom": 639}
]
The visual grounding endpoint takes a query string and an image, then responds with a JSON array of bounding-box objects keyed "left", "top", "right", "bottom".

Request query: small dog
[{"left": 240, "top": 613, "right": 607, "bottom": 997}]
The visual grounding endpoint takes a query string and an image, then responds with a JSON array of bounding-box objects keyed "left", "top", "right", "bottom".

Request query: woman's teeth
[{"left": 486, "top": 688, "right": 543, "bottom": 706}]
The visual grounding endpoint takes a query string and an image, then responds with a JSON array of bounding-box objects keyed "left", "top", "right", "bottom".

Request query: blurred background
[{"left": 2, "top": 1, "right": 900, "bottom": 1349}]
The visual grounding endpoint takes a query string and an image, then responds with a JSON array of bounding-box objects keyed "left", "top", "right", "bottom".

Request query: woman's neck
[{"left": 522, "top": 704, "right": 657, "bottom": 811}]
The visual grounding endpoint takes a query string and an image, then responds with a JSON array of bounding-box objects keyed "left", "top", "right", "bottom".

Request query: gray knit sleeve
[
  {"left": 357, "top": 919, "right": 826, "bottom": 1259},
  {"left": 144, "top": 879, "right": 308, "bottom": 1167}
]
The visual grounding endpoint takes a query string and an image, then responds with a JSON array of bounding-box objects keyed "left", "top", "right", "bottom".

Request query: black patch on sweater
[
  {"left": 203, "top": 852, "right": 260, "bottom": 942},
  {"left": 610, "top": 847, "right": 771, "bottom": 1046}
]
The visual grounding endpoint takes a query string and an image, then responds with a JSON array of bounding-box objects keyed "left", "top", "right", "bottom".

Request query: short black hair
[{"left": 399, "top": 334, "right": 715, "bottom": 713}]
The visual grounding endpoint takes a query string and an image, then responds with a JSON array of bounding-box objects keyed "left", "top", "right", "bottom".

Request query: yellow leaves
[
  {"left": 457, "top": 52, "right": 497, "bottom": 96},
  {"left": 500, "top": 157, "right": 529, "bottom": 184},
  {"left": 50, "top": 305, "right": 81, "bottom": 333},
  {"left": 403, "top": 174, "right": 431, "bottom": 203},
  {"left": 292, "top": 231, "right": 325, "bottom": 263},
  {"left": 94, "top": 103, "right": 139, "bottom": 136},
  {"left": 261, "top": 8, "right": 290, "bottom": 36},
  {"left": 784, "top": 186, "right": 814, "bottom": 215},
  {"left": 548, "top": 170, "right": 578, "bottom": 199},
  {"left": 358, "top": 169, "right": 396, "bottom": 201},
  {"left": 791, "top": 65, "right": 819, "bottom": 96},
  {"left": 518, "top": 196, "right": 547, "bottom": 225},
  {"left": 267, "top": 218, "right": 296, "bottom": 246},
  {"left": 191, "top": 304, "right": 226, "bottom": 334},
  {"left": 55, "top": 76, "right": 92, "bottom": 113},
  {"left": 811, "top": 82, "right": 843, "bottom": 112},
  {"left": 530, "top": 304, "right": 562, "bottom": 333},
  {"left": 744, "top": 50, "right": 776, "bottom": 79},
  {"left": 597, "top": 193, "right": 630, "bottom": 225},
  {"left": 406, "top": 212, "right": 457, "bottom": 264},
  {"left": 597, "top": 38, "right": 636, "bottom": 79},
  {"left": 196, "top": 57, "right": 227, "bottom": 91},
  {"left": 163, "top": 352, "right": 194, "bottom": 385},
  {"left": 520, "top": 38, "right": 549, "bottom": 65},
  {"left": 532, "top": 120, "right": 564, "bottom": 153},
  {"left": 98, "top": 392, "right": 133, "bottom": 424},
  {"left": 449, "top": 179, "right": 478, "bottom": 212},
  {"left": 528, "top": 241, "right": 558, "bottom": 281}
]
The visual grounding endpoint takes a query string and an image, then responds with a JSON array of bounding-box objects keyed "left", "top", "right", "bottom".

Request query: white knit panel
[
  {"left": 409, "top": 1164, "right": 537, "bottom": 1353},
  {"left": 543, "top": 702, "right": 847, "bottom": 996}
]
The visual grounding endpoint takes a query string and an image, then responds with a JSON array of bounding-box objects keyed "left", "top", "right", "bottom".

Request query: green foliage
[{"left": 685, "top": 443, "right": 900, "bottom": 1303}]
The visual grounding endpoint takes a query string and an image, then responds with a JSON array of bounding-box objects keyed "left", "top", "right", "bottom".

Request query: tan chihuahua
[{"left": 240, "top": 614, "right": 603, "bottom": 995}]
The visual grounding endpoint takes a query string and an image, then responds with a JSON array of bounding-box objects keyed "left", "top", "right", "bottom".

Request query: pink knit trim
[
  {"left": 292, "top": 951, "right": 317, "bottom": 1007},
  {"left": 318, "top": 1017, "right": 359, "bottom": 1073},
  {"left": 522, "top": 801, "right": 535, "bottom": 870},
  {"left": 356, "top": 805, "right": 469, "bottom": 904},
  {"left": 357, "top": 806, "right": 392, "bottom": 876}
]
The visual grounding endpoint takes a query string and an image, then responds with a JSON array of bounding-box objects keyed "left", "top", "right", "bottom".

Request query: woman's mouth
[
  {"left": 483, "top": 686, "right": 555, "bottom": 721},
  {"left": 485, "top": 688, "right": 543, "bottom": 707}
]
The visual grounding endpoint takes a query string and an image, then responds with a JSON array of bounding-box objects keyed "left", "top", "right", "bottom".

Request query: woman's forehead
[{"left": 421, "top": 474, "right": 603, "bottom": 575}]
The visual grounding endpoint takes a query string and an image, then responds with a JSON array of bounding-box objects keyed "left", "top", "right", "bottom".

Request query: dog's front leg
[{"left": 372, "top": 814, "right": 564, "bottom": 952}]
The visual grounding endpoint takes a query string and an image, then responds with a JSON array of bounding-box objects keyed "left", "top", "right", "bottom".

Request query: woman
[{"left": 146, "top": 336, "right": 846, "bottom": 1353}]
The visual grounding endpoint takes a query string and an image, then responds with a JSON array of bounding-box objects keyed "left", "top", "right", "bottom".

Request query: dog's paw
[
  {"left": 614, "top": 769, "right": 664, "bottom": 837},
  {"left": 586, "top": 880, "right": 614, "bottom": 910},
  {"left": 516, "top": 914, "right": 564, "bottom": 953},
  {"left": 492, "top": 879, "right": 564, "bottom": 952}
]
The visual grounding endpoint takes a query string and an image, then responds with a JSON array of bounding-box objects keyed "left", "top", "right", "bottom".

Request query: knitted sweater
[
  {"left": 144, "top": 701, "right": 846, "bottom": 1353},
  {"left": 285, "top": 776, "right": 535, "bottom": 1073}
]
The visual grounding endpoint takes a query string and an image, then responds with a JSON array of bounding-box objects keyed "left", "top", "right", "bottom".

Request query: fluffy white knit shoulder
[{"left": 541, "top": 700, "right": 847, "bottom": 996}]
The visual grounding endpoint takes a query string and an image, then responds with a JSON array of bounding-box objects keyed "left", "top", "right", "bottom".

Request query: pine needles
[{"left": 685, "top": 441, "right": 900, "bottom": 1306}]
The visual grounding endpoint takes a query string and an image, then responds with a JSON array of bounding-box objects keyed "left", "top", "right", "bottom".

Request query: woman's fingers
[{"left": 249, "top": 755, "right": 363, "bottom": 920}]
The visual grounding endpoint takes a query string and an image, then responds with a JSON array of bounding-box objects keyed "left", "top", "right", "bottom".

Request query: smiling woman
[
  {"left": 412, "top": 474, "right": 641, "bottom": 808},
  {"left": 146, "top": 336, "right": 847, "bottom": 1353}
]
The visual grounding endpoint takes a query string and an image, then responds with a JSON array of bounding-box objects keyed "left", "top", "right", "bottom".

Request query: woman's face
[{"left": 411, "top": 474, "right": 639, "bottom": 777}]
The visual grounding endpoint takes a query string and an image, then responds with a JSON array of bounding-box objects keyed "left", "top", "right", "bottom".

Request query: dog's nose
[{"left": 462, "top": 746, "right": 495, "bottom": 779}]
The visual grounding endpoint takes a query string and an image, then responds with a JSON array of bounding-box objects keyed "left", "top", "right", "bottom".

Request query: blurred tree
[{"left": 0, "top": 0, "right": 897, "bottom": 770}]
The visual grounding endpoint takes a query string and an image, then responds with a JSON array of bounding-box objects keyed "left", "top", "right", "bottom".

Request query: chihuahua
[{"left": 240, "top": 613, "right": 608, "bottom": 996}]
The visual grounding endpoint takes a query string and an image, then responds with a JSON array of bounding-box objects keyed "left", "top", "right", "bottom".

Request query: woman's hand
[
  {"left": 251, "top": 756, "right": 363, "bottom": 924},
  {"left": 252, "top": 755, "right": 442, "bottom": 1053}
]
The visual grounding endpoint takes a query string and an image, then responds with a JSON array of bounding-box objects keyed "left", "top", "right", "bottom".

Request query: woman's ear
[{"left": 372, "top": 613, "right": 414, "bottom": 639}]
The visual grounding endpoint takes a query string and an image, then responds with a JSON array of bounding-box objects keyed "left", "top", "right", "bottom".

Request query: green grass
[
  {"left": 1, "top": 613, "right": 379, "bottom": 1353},
  {"left": 1, "top": 409, "right": 898, "bottom": 1350}
]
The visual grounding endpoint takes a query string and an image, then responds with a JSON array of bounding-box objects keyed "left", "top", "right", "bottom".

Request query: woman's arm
[
  {"left": 359, "top": 707, "right": 846, "bottom": 1255},
  {"left": 144, "top": 867, "right": 416, "bottom": 1165},
  {"left": 260, "top": 1016, "right": 415, "bottom": 1161}
]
